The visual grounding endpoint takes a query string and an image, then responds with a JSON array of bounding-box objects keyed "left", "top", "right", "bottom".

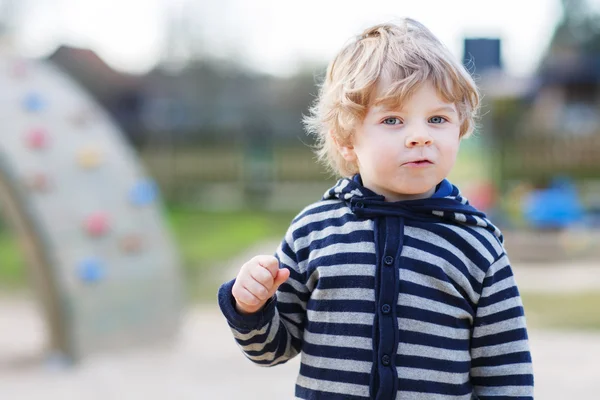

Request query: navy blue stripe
[
  {"left": 479, "top": 286, "right": 521, "bottom": 309},
  {"left": 471, "top": 328, "right": 529, "bottom": 348},
  {"left": 307, "top": 299, "right": 375, "bottom": 313},
  {"left": 471, "top": 374, "right": 534, "bottom": 387},
  {"left": 307, "top": 322, "right": 373, "bottom": 338},
  {"left": 471, "top": 351, "right": 532, "bottom": 366},
  {"left": 318, "top": 275, "right": 375, "bottom": 290},
  {"left": 396, "top": 354, "right": 471, "bottom": 373},
  {"left": 402, "top": 306, "right": 472, "bottom": 330},
  {"left": 397, "top": 378, "right": 472, "bottom": 396},
  {"left": 300, "top": 363, "right": 371, "bottom": 386},
  {"left": 401, "top": 280, "right": 473, "bottom": 315},
  {"left": 477, "top": 306, "right": 524, "bottom": 326},
  {"left": 303, "top": 342, "right": 373, "bottom": 362},
  {"left": 399, "top": 330, "right": 470, "bottom": 351}
]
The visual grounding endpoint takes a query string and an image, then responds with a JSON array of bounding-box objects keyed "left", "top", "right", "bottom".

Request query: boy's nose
[{"left": 405, "top": 130, "right": 433, "bottom": 147}]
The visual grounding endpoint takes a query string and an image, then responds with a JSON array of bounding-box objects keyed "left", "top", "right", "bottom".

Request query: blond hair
[{"left": 304, "top": 18, "right": 480, "bottom": 177}]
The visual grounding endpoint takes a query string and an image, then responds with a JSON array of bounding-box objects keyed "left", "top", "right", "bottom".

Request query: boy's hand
[{"left": 232, "top": 255, "right": 290, "bottom": 315}]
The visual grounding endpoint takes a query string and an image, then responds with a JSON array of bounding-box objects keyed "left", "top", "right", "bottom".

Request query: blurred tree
[
  {"left": 548, "top": 0, "right": 600, "bottom": 53},
  {"left": 0, "top": 0, "right": 16, "bottom": 37}
]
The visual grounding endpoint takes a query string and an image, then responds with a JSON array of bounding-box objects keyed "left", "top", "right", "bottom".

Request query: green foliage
[{"left": 0, "top": 230, "right": 26, "bottom": 288}]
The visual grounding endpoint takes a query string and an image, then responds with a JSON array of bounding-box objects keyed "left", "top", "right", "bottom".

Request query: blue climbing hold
[
  {"left": 23, "top": 92, "right": 46, "bottom": 112},
  {"left": 77, "top": 257, "right": 105, "bottom": 283},
  {"left": 130, "top": 179, "right": 158, "bottom": 206}
]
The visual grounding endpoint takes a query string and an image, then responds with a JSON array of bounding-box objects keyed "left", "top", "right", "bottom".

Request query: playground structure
[{"left": 0, "top": 50, "right": 182, "bottom": 362}]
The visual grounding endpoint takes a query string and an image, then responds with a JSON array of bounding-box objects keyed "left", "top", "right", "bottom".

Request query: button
[
  {"left": 381, "top": 304, "right": 391, "bottom": 314},
  {"left": 356, "top": 201, "right": 364, "bottom": 208},
  {"left": 384, "top": 255, "right": 394, "bottom": 265},
  {"left": 381, "top": 354, "right": 390, "bottom": 366}
]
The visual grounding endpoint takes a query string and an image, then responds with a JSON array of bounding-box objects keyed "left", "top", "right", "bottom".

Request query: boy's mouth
[{"left": 402, "top": 158, "right": 433, "bottom": 166}]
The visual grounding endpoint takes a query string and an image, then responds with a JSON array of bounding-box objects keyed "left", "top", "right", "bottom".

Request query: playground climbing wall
[{"left": 0, "top": 53, "right": 182, "bottom": 361}]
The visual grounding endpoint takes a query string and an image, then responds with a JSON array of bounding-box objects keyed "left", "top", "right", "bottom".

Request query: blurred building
[{"left": 48, "top": 46, "right": 146, "bottom": 146}]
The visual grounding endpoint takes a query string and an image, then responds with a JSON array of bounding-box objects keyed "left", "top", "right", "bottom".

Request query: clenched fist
[{"left": 232, "top": 255, "right": 290, "bottom": 315}]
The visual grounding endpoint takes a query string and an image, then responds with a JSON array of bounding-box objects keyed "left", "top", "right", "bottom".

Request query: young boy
[{"left": 218, "top": 18, "right": 534, "bottom": 399}]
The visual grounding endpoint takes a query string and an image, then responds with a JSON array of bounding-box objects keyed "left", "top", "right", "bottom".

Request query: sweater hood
[{"left": 323, "top": 174, "right": 503, "bottom": 242}]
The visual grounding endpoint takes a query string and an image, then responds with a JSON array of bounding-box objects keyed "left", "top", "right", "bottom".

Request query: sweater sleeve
[
  {"left": 470, "top": 254, "right": 534, "bottom": 399},
  {"left": 217, "top": 226, "right": 309, "bottom": 367}
]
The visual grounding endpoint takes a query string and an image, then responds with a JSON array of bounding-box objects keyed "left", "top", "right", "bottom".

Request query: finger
[
  {"left": 250, "top": 265, "right": 275, "bottom": 287},
  {"left": 243, "top": 277, "right": 271, "bottom": 301},
  {"left": 232, "top": 284, "right": 261, "bottom": 306},
  {"left": 253, "top": 255, "right": 280, "bottom": 278},
  {"left": 272, "top": 268, "right": 290, "bottom": 291}
]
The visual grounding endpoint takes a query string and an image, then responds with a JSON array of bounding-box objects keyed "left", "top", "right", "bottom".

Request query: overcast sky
[{"left": 7, "top": 0, "right": 592, "bottom": 77}]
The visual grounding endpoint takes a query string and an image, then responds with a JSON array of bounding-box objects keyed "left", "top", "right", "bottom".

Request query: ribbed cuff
[{"left": 217, "top": 279, "right": 277, "bottom": 332}]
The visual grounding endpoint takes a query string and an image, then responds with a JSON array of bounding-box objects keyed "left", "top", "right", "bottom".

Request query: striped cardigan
[{"left": 218, "top": 175, "right": 534, "bottom": 399}]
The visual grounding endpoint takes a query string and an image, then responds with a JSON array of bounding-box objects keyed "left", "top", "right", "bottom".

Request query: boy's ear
[{"left": 331, "top": 131, "right": 356, "bottom": 162}]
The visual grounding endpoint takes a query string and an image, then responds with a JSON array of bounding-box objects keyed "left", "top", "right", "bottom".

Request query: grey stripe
[
  {"left": 304, "top": 330, "right": 372, "bottom": 350},
  {"left": 307, "top": 310, "right": 374, "bottom": 325},
  {"left": 317, "top": 263, "right": 375, "bottom": 278},
  {"left": 395, "top": 392, "right": 471, "bottom": 400},
  {"left": 398, "top": 293, "right": 474, "bottom": 323},
  {"left": 396, "top": 367, "right": 469, "bottom": 385},
  {"left": 294, "top": 220, "right": 373, "bottom": 251},
  {"left": 298, "top": 241, "right": 375, "bottom": 272},
  {"left": 296, "top": 375, "right": 370, "bottom": 397},
  {"left": 454, "top": 213, "right": 467, "bottom": 222},
  {"left": 290, "top": 206, "right": 352, "bottom": 233},
  {"left": 312, "top": 287, "right": 374, "bottom": 301},
  {"left": 397, "top": 342, "right": 471, "bottom": 361},
  {"left": 470, "top": 339, "right": 530, "bottom": 359},
  {"left": 471, "top": 316, "right": 526, "bottom": 338},
  {"left": 473, "top": 385, "right": 534, "bottom": 397},
  {"left": 400, "top": 268, "right": 471, "bottom": 304},
  {"left": 477, "top": 296, "right": 523, "bottom": 317},
  {"left": 398, "top": 317, "right": 471, "bottom": 340},
  {"left": 302, "top": 353, "right": 371, "bottom": 373},
  {"left": 471, "top": 362, "right": 532, "bottom": 377}
]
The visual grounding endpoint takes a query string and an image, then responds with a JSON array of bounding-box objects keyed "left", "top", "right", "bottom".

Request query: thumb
[{"left": 272, "top": 268, "right": 290, "bottom": 291}]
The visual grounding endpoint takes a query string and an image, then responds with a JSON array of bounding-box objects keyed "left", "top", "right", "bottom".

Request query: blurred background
[{"left": 0, "top": 0, "right": 599, "bottom": 398}]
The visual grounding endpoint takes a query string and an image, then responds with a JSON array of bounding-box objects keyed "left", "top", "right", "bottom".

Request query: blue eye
[
  {"left": 429, "top": 116, "right": 447, "bottom": 124},
  {"left": 382, "top": 117, "right": 401, "bottom": 125}
]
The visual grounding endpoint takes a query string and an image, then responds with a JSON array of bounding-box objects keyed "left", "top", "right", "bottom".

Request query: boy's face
[{"left": 337, "top": 80, "right": 461, "bottom": 201}]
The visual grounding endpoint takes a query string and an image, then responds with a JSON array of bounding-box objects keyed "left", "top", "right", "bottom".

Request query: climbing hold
[
  {"left": 77, "top": 257, "right": 105, "bottom": 283},
  {"left": 23, "top": 92, "right": 45, "bottom": 113},
  {"left": 130, "top": 179, "right": 158, "bottom": 206},
  {"left": 84, "top": 212, "right": 110, "bottom": 237},
  {"left": 70, "top": 109, "right": 95, "bottom": 127},
  {"left": 11, "top": 59, "right": 28, "bottom": 79},
  {"left": 77, "top": 147, "right": 103, "bottom": 169},
  {"left": 119, "top": 234, "right": 143, "bottom": 254},
  {"left": 25, "top": 172, "right": 52, "bottom": 192},
  {"left": 25, "top": 128, "right": 49, "bottom": 150}
]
